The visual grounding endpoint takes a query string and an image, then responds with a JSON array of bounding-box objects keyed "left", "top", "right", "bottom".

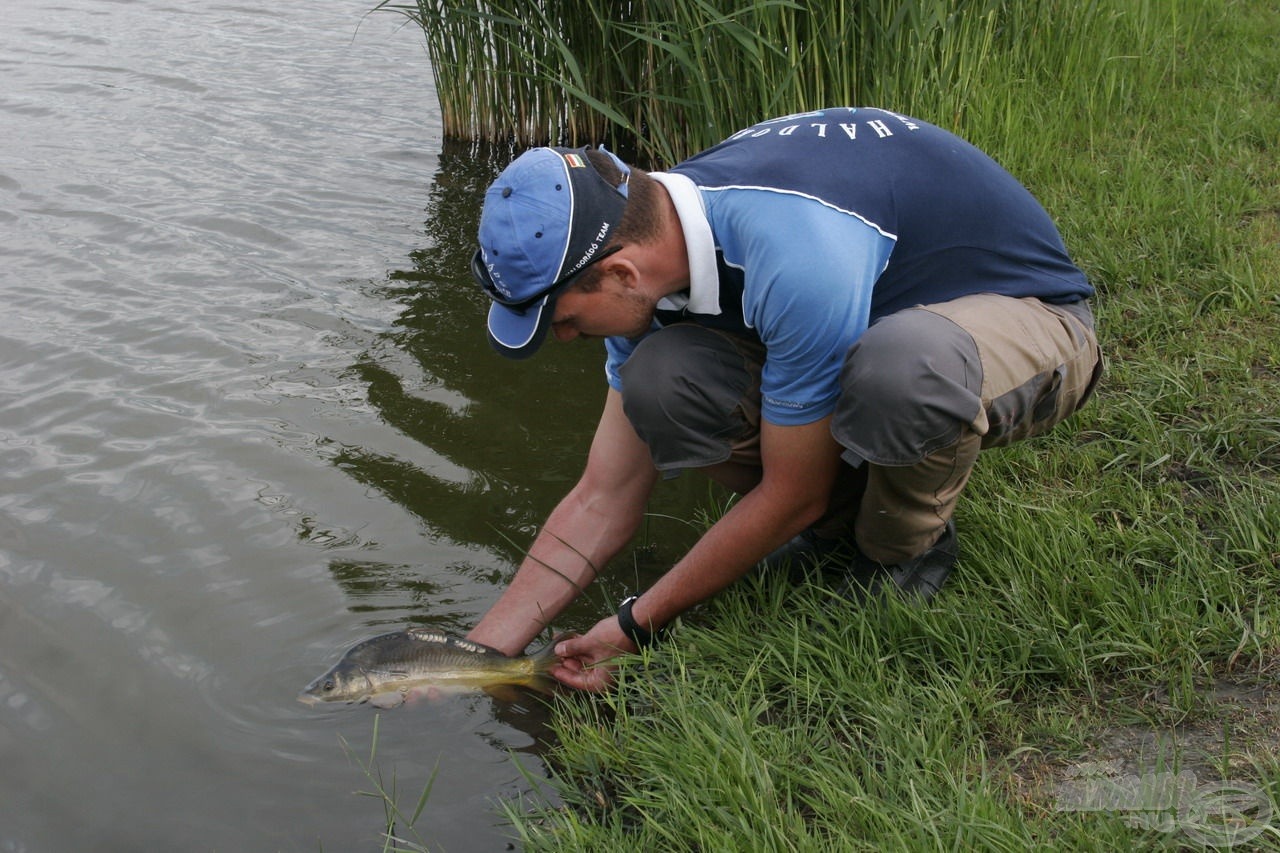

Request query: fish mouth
[{"left": 296, "top": 691, "right": 323, "bottom": 706}]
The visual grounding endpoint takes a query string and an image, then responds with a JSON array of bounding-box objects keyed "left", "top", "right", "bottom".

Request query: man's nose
[{"left": 552, "top": 321, "right": 578, "bottom": 342}]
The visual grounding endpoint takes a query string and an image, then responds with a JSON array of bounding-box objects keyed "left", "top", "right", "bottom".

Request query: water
[{"left": 0, "top": 1, "right": 701, "bottom": 849}]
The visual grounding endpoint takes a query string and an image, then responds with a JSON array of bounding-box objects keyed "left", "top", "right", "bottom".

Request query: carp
[{"left": 298, "top": 629, "right": 560, "bottom": 708}]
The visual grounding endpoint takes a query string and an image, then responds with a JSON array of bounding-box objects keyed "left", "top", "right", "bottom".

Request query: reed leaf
[{"left": 378, "top": 0, "right": 1071, "bottom": 164}]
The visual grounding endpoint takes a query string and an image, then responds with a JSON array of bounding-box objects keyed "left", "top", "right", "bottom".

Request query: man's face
[{"left": 550, "top": 274, "right": 654, "bottom": 343}]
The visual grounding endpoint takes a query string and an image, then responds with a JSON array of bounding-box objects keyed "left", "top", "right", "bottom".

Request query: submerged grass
[
  {"left": 342, "top": 715, "right": 440, "bottom": 852},
  {"left": 454, "top": 0, "right": 1280, "bottom": 849}
]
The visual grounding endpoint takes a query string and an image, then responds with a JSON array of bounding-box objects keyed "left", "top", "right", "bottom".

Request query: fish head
[{"left": 297, "top": 662, "right": 374, "bottom": 705}]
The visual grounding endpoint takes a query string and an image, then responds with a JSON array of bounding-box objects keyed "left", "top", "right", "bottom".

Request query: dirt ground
[{"left": 1006, "top": 672, "right": 1279, "bottom": 847}]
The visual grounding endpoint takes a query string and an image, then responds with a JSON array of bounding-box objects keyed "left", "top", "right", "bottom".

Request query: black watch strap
[{"left": 617, "top": 595, "right": 660, "bottom": 649}]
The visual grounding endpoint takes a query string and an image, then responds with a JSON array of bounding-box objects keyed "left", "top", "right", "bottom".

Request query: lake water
[{"left": 0, "top": 1, "right": 700, "bottom": 849}]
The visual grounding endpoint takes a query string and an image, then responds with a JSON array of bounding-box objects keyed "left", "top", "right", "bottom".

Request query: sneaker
[
  {"left": 760, "top": 528, "right": 858, "bottom": 578},
  {"left": 839, "top": 520, "right": 958, "bottom": 604}
]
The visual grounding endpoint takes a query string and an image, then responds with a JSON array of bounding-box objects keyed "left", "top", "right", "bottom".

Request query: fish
[{"left": 298, "top": 628, "right": 561, "bottom": 708}]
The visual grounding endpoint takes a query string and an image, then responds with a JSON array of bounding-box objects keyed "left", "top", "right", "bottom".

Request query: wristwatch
[{"left": 617, "top": 594, "right": 662, "bottom": 649}]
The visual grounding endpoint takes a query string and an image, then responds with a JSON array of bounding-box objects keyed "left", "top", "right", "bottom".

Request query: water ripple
[{"left": 0, "top": 0, "right": 554, "bottom": 849}]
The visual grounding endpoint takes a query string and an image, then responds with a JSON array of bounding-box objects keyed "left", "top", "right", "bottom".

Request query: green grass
[
  {"left": 366, "top": 0, "right": 1280, "bottom": 847},
  {"left": 342, "top": 714, "right": 440, "bottom": 852},
  {"left": 464, "top": 0, "right": 1280, "bottom": 849}
]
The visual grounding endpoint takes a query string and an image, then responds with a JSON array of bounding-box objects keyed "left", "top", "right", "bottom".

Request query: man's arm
[
  {"left": 553, "top": 415, "right": 843, "bottom": 690},
  {"left": 466, "top": 388, "right": 659, "bottom": 657}
]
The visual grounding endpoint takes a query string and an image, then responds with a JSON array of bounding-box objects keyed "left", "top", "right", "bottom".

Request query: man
[{"left": 465, "top": 107, "right": 1102, "bottom": 691}]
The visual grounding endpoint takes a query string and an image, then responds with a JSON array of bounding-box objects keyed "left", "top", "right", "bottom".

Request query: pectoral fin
[{"left": 368, "top": 690, "right": 407, "bottom": 709}]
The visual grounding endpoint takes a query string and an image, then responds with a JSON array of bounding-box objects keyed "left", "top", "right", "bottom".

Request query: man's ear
[{"left": 599, "top": 255, "right": 640, "bottom": 291}]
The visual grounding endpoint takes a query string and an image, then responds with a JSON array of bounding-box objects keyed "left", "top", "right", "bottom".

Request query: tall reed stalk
[{"left": 376, "top": 0, "right": 1054, "bottom": 165}]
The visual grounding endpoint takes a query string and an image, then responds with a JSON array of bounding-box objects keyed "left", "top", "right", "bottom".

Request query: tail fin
[
  {"left": 523, "top": 632, "right": 576, "bottom": 693},
  {"left": 529, "top": 631, "right": 574, "bottom": 674}
]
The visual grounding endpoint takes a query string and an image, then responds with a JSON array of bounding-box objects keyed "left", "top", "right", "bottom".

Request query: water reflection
[
  {"left": 2, "top": 0, "right": 616, "bottom": 846},
  {"left": 328, "top": 559, "right": 453, "bottom": 617},
  {"left": 335, "top": 139, "right": 711, "bottom": 636}
]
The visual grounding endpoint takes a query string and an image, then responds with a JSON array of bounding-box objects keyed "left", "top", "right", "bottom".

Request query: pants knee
[
  {"left": 832, "top": 308, "right": 984, "bottom": 467},
  {"left": 618, "top": 325, "right": 762, "bottom": 472}
]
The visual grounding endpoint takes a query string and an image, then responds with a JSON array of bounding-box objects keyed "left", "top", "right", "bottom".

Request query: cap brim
[{"left": 487, "top": 293, "right": 554, "bottom": 360}]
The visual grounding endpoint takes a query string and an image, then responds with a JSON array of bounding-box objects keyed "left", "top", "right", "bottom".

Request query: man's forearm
[
  {"left": 467, "top": 476, "right": 652, "bottom": 656},
  {"left": 468, "top": 388, "right": 660, "bottom": 656},
  {"left": 624, "top": 417, "right": 842, "bottom": 637},
  {"left": 622, "top": 478, "right": 822, "bottom": 636},
  {"left": 549, "top": 469, "right": 833, "bottom": 692}
]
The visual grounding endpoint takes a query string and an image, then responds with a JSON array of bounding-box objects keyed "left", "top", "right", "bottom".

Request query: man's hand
[{"left": 550, "top": 616, "right": 637, "bottom": 692}]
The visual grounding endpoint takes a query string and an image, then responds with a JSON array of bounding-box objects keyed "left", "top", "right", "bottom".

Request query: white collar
[{"left": 648, "top": 171, "right": 721, "bottom": 316}]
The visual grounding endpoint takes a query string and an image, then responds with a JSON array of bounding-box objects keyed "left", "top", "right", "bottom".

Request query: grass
[
  {"left": 363, "top": 0, "right": 1280, "bottom": 848},
  {"left": 343, "top": 715, "right": 440, "bottom": 852},
  {"left": 466, "top": 0, "right": 1280, "bottom": 849}
]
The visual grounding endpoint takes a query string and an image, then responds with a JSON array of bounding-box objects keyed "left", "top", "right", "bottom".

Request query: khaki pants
[{"left": 618, "top": 294, "right": 1103, "bottom": 565}]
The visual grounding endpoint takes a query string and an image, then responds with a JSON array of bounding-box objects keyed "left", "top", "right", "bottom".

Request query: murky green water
[{"left": 0, "top": 2, "right": 701, "bottom": 849}]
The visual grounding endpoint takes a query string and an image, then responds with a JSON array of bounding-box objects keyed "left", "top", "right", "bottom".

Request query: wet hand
[{"left": 550, "top": 617, "right": 636, "bottom": 692}]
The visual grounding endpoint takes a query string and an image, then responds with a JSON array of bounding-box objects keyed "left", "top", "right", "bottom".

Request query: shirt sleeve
[
  {"left": 713, "top": 188, "right": 896, "bottom": 425},
  {"left": 604, "top": 334, "right": 637, "bottom": 390}
]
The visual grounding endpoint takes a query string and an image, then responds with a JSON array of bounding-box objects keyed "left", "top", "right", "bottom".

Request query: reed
[{"left": 376, "top": 0, "right": 1056, "bottom": 164}]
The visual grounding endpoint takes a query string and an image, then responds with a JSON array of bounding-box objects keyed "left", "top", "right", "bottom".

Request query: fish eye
[{"left": 322, "top": 679, "right": 336, "bottom": 693}]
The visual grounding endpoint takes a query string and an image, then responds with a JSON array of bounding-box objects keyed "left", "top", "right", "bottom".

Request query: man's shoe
[
  {"left": 760, "top": 529, "right": 858, "bottom": 577},
  {"left": 839, "top": 520, "right": 958, "bottom": 604}
]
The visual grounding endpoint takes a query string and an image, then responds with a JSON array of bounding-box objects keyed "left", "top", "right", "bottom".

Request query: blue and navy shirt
[{"left": 605, "top": 107, "right": 1093, "bottom": 426}]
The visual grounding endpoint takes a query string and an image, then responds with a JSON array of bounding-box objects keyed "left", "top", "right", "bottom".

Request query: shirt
[{"left": 605, "top": 107, "right": 1093, "bottom": 425}]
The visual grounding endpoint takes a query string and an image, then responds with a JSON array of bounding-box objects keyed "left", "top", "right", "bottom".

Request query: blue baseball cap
[{"left": 472, "top": 146, "right": 630, "bottom": 359}]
